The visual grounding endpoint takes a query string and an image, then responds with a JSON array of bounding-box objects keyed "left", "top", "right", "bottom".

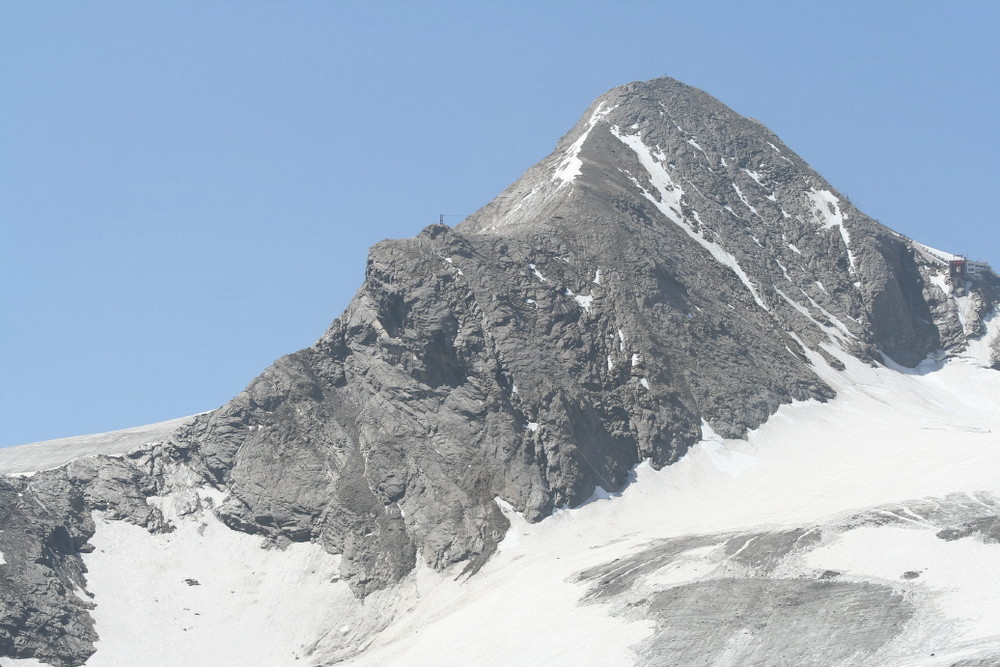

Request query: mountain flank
[{"left": 2, "top": 76, "right": 998, "bottom": 666}]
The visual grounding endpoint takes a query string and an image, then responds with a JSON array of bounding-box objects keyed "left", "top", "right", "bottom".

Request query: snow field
[
  {"left": 347, "top": 346, "right": 1000, "bottom": 665},
  {"left": 17, "top": 332, "right": 1000, "bottom": 666}
]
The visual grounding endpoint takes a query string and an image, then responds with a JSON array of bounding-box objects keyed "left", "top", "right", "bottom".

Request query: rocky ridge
[{"left": 2, "top": 76, "right": 998, "bottom": 666}]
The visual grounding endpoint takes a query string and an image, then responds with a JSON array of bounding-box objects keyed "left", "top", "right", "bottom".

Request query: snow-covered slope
[
  {"left": 0, "top": 415, "right": 197, "bottom": 475},
  {"left": 4, "top": 76, "right": 1000, "bottom": 667},
  {"left": 53, "top": 339, "right": 1000, "bottom": 666}
]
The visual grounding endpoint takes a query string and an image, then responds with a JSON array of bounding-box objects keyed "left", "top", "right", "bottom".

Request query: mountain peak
[{"left": 3, "top": 76, "right": 999, "bottom": 667}]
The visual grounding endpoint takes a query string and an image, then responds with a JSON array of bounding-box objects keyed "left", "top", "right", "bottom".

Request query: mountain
[{"left": 3, "top": 77, "right": 1000, "bottom": 667}]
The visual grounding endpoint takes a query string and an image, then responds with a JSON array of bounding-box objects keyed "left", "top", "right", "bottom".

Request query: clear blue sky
[{"left": 3, "top": 2, "right": 999, "bottom": 447}]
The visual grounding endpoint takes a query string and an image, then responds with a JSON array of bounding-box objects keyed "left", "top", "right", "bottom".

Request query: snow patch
[
  {"left": 775, "top": 288, "right": 851, "bottom": 343},
  {"left": 525, "top": 422, "right": 539, "bottom": 432},
  {"left": 639, "top": 377, "right": 650, "bottom": 390},
  {"left": 961, "top": 308, "right": 1000, "bottom": 367},
  {"left": 593, "top": 269, "right": 602, "bottom": 285},
  {"left": 553, "top": 101, "right": 617, "bottom": 185},
  {"left": 574, "top": 294, "right": 594, "bottom": 311},
  {"left": 743, "top": 169, "right": 764, "bottom": 186},
  {"left": 929, "top": 272, "right": 951, "bottom": 294},
  {"left": 528, "top": 264, "right": 547, "bottom": 282},
  {"left": 807, "top": 188, "right": 855, "bottom": 270},
  {"left": 731, "top": 183, "right": 758, "bottom": 216}
]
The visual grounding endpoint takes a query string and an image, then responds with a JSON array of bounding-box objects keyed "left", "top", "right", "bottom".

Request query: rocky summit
[{"left": 3, "top": 77, "right": 1000, "bottom": 666}]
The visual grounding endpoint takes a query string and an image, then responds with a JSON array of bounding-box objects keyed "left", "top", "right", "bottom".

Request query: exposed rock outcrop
[{"left": 2, "top": 76, "right": 997, "bottom": 666}]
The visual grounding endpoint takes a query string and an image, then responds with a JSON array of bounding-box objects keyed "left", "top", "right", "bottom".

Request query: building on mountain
[{"left": 949, "top": 256, "right": 993, "bottom": 287}]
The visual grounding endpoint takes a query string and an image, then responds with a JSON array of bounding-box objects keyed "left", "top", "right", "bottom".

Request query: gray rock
[{"left": 2, "top": 76, "right": 997, "bottom": 666}]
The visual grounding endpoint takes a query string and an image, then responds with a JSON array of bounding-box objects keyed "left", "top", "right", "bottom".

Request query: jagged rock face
[
  {"left": 0, "top": 458, "right": 170, "bottom": 666},
  {"left": 2, "top": 76, "right": 997, "bottom": 666},
  {"left": 171, "top": 77, "right": 958, "bottom": 596}
]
